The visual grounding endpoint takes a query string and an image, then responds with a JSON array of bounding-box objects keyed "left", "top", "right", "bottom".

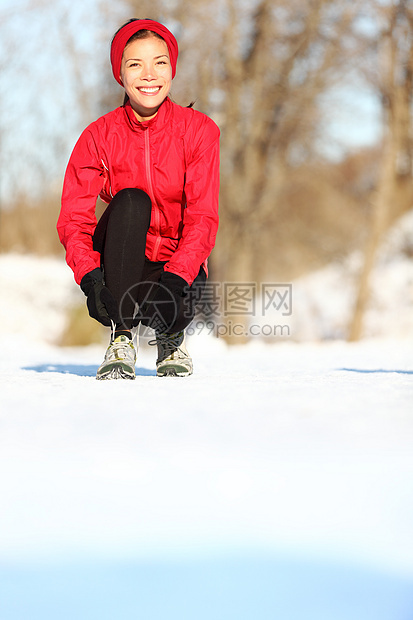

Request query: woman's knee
[
  {"left": 110, "top": 188, "right": 152, "bottom": 223},
  {"left": 114, "top": 187, "right": 151, "bottom": 206}
]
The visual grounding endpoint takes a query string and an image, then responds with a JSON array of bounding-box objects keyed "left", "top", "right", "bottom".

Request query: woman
[{"left": 57, "top": 18, "right": 220, "bottom": 380}]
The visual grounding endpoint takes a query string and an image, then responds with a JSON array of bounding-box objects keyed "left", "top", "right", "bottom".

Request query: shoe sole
[
  {"left": 96, "top": 363, "right": 135, "bottom": 380},
  {"left": 157, "top": 364, "right": 193, "bottom": 377}
]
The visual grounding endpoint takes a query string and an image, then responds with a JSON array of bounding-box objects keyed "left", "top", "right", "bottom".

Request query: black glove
[
  {"left": 80, "top": 268, "right": 120, "bottom": 327},
  {"left": 138, "top": 271, "right": 188, "bottom": 333}
]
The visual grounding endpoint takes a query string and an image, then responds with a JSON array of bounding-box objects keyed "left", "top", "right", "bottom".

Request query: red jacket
[{"left": 57, "top": 98, "right": 220, "bottom": 285}]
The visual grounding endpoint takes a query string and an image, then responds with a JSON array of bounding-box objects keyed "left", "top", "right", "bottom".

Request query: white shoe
[
  {"left": 96, "top": 334, "right": 137, "bottom": 380},
  {"left": 155, "top": 331, "right": 193, "bottom": 377}
]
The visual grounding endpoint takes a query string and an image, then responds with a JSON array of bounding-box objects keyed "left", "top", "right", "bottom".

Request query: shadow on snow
[
  {"left": 338, "top": 368, "right": 413, "bottom": 375},
  {"left": 1, "top": 553, "right": 413, "bottom": 620},
  {"left": 23, "top": 364, "right": 156, "bottom": 377}
]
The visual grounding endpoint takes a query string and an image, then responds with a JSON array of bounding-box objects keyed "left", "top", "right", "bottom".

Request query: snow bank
[
  {"left": 288, "top": 210, "right": 413, "bottom": 340},
  {"left": 0, "top": 253, "right": 80, "bottom": 344},
  {"left": 1, "top": 209, "right": 413, "bottom": 346}
]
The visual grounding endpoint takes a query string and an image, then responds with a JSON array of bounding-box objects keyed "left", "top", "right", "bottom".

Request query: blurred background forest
[{"left": 1, "top": 0, "right": 412, "bottom": 342}]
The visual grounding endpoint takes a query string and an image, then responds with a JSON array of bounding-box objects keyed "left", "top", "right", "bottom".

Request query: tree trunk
[{"left": 349, "top": 3, "right": 413, "bottom": 340}]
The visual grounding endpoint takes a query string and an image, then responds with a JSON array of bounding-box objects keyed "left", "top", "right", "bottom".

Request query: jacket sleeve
[
  {"left": 57, "top": 126, "right": 105, "bottom": 284},
  {"left": 163, "top": 114, "right": 220, "bottom": 285}
]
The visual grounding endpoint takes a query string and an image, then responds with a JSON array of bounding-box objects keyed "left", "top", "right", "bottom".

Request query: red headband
[{"left": 110, "top": 19, "right": 179, "bottom": 85}]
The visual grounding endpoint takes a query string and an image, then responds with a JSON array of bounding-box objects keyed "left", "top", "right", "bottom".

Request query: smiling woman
[{"left": 57, "top": 18, "right": 220, "bottom": 381}]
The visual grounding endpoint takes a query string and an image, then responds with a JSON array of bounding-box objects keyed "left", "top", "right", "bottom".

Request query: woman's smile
[{"left": 138, "top": 86, "right": 162, "bottom": 94}]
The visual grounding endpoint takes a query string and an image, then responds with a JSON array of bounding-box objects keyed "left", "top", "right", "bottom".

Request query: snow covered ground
[
  {"left": 1, "top": 228, "right": 413, "bottom": 619},
  {"left": 1, "top": 334, "right": 413, "bottom": 619}
]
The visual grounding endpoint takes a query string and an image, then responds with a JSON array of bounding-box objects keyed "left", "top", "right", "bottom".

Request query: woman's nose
[{"left": 141, "top": 64, "right": 157, "bottom": 80}]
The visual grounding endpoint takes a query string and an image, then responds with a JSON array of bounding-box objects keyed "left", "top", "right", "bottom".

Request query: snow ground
[
  {"left": 1, "top": 334, "right": 413, "bottom": 619},
  {"left": 1, "top": 242, "right": 413, "bottom": 619}
]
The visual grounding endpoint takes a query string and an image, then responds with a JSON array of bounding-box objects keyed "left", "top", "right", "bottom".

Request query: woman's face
[{"left": 120, "top": 36, "right": 172, "bottom": 122}]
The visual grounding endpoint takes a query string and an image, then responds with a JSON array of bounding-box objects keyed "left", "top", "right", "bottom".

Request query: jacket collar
[{"left": 123, "top": 97, "right": 172, "bottom": 132}]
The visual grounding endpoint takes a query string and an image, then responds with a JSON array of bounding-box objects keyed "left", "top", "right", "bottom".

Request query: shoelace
[
  {"left": 110, "top": 319, "right": 116, "bottom": 342},
  {"left": 110, "top": 320, "right": 139, "bottom": 346},
  {"left": 107, "top": 340, "right": 131, "bottom": 360},
  {"left": 148, "top": 331, "right": 184, "bottom": 359},
  {"left": 108, "top": 320, "right": 138, "bottom": 359}
]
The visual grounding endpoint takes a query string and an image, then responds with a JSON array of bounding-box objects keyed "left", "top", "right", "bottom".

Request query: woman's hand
[
  {"left": 80, "top": 268, "right": 120, "bottom": 327},
  {"left": 138, "top": 271, "right": 188, "bottom": 334}
]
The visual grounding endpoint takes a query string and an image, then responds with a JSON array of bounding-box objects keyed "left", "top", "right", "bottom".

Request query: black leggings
[{"left": 93, "top": 188, "right": 206, "bottom": 332}]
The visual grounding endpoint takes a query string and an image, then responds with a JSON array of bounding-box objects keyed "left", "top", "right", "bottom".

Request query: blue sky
[{"left": 0, "top": 0, "right": 125, "bottom": 203}]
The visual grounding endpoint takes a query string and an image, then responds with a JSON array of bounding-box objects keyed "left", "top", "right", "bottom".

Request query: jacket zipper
[{"left": 144, "top": 128, "right": 162, "bottom": 261}]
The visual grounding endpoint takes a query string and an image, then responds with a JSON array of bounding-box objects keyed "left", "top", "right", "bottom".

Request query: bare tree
[
  {"left": 349, "top": 0, "right": 413, "bottom": 340},
  {"left": 0, "top": 0, "right": 115, "bottom": 252},
  {"left": 122, "top": 3, "right": 365, "bottom": 250},
  {"left": 99, "top": 0, "right": 378, "bottom": 340}
]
